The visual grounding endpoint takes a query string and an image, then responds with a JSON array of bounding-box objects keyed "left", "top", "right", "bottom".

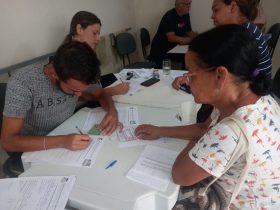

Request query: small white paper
[
  {"left": 126, "top": 145, "right": 179, "bottom": 192},
  {"left": 0, "top": 175, "right": 76, "bottom": 210}
]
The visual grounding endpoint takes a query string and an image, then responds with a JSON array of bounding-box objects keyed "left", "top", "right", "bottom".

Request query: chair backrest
[
  {"left": 267, "top": 23, "right": 280, "bottom": 57},
  {"left": 0, "top": 83, "right": 7, "bottom": 132},
  {"left": 140, "top": 28, "right": 151, "bottom": 59},
  {"left": 273, "top": 67, "right": 280, "bottom": 99},
  {"left": 115, "top": 32, "right": 136, "bottom": 67}
]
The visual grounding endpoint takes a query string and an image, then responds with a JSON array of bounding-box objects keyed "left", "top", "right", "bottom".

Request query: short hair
[
  {"left": 53, "top": 41, "right": 101, "bottom": 84},
  {"left": 223, "top": 0, "right": 258, "bottom": 20},
  {"left": 64, "top": 11, "right": 101, "bottom": 43},
  {"left": 189, "top": 24, "right": 271, "bottom": 96}
]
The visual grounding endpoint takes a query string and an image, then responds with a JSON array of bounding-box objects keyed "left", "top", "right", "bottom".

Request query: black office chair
[
  {"left": 115, "top": 32, "right": 155, "bottom": 69},
  {"left": 140, "top": 28, "right": 152, "bottom": 60},
  {"left": 0, "top": 83, "right": 23, "bottom": 177},
  {"left": 267, "top": 23, "right": 280, "bottom": 58},
  {"left": 272, "top": 67, "right": 280, "bottom": 100}
]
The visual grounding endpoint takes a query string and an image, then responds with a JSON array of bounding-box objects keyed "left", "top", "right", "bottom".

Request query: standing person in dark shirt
[{"left": 150, "top": 0, "right": 197, "bottom": 68}]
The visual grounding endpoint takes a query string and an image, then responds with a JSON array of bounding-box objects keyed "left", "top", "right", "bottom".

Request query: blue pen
[{"left": 105, "top": 160, "right": 117, "bottom": 169}]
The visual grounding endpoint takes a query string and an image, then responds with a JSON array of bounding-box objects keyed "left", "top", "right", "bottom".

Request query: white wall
[
  {"left": 0, "top": 0, "right": 135, "bottom": 73},
  {"left": 262, "top": 0, "right": 280, "bottom": 76},
  {"left": 0, "top": 0, "right": 279, "bottom": 76}
]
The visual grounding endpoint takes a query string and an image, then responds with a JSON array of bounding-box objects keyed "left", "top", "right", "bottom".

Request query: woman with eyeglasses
[{"left": 135, "top": 25, "right": 280, "bottom": 209}]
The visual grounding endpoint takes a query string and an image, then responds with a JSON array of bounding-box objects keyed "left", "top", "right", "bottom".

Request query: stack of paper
[
  {"left": 0, "top": 176, "right": 75, "bottom": 210},
  {"left": 126, "top": 145, "right": 179, "bottom": 192}
]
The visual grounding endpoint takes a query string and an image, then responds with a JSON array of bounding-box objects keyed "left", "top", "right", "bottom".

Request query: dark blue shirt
[{"left": 243, "top": 22, "right": 272, "bottom": 76}]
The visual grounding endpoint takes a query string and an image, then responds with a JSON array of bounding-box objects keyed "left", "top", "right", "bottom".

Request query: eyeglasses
[{"left": 184, "top": 66, "right": 217, "bottom": 85}]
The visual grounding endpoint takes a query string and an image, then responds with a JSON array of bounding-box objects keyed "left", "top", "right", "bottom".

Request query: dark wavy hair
[
  {"left": 223, "top": 0, "right": 259, "bottom": 20},
  {"left": 189, "top": 24, "right": 271, "bottom": 96},
  {"left": 53, "top": 41, "right": 101, "bottom": 84},
  {"left": 64, "top": 11, "right": 101, "bottom": 43}
]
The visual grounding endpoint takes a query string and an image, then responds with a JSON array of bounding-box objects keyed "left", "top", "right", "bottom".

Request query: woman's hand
[
  {"left": 135, "top": 124, "right": 161, "bottom": 140},
  {"left": 172, "top": 74, "right": 189, "bottom": 90},
  {"left": 114, "top": 82, "right": 130, "bottom": 95}
]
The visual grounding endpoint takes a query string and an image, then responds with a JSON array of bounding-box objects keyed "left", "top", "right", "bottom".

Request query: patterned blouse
[{"left": 189, "top": 95, "right": 280, "bottom": 209}]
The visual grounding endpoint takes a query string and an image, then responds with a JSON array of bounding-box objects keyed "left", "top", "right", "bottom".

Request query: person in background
[
  {"left": 135, "top": 24, "right": 280, "bottom": 209},
  {"left": 64, "top": 11, "right": 129, "bottom": 96},
  {"left": 149, "top": 0, "right": 197, "bottom": 68},
  {"left": 172, "top": 0, "right": 272, "bottom": 123},
  {"left": 173, "top": 0, "right": 272, "bottom": 91},
  {"left": 1, "top": 42, "right": 119, "bottom": 158}
]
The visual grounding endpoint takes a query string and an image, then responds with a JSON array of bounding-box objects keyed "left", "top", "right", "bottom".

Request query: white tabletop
[
  {"left": 20, "top": 103, "right": 195, "bottom": 210},
  {"left": 167, "top": 45, "right": 188, "bottom": 54},
  {"left": 113, "top": 69, "right": 192, "bottom": 109}
]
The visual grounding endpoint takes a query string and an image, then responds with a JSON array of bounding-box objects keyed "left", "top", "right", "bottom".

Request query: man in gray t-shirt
[{"left": 1, "top": 41, "right": 118, "bottom": 154}]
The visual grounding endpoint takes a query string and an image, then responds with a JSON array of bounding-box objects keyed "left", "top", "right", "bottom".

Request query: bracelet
[{"left": 43, "top": 136, "right": 47, "bottom": 150}]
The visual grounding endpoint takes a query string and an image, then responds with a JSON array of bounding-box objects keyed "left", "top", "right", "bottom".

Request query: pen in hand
[{"left": 75, "top": 126, "right": 84, "bottom": 134}]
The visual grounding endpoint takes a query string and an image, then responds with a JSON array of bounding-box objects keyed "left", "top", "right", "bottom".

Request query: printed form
[
  {"left": 0, "top": 175, "right": 75, "bottom": 210},
  {"left": 126, "top": 145, "right": 179, "bottom": 192},
  {"left": 22, "top": 136, "right": 105, "bottom": 167}
]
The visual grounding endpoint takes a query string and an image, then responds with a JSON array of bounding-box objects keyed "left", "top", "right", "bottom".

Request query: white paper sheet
[
  {"left": 126, "top": 145, "right": 179, "bottom": 192},
  {"left": 167, "top": 45, "right": 188, "bottom": 54},
  {"left": 0, "top": 175, "right": 75, "bottom": 210},
  {"left": 83, "top": 106, "right": 139, "bottom": 130},
  {"left": 114, "top": 69, "right": 154, "bottom": 96},
  {"left": 23, "top": 136, "right": 105, "bottom": 167},
  {"left": 116, "top": 69, "right": 152, "bottom": 82}
]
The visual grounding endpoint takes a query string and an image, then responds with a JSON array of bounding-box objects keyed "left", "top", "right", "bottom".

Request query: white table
[
  {"left": 20, "top": 103, "right": 195, "bottom": 210},
  {"left": 113, "top": 69, "right": 193, "bottom": 109},
  {"left": 168, "top": 45, "right": 188, "bottom": 54}
]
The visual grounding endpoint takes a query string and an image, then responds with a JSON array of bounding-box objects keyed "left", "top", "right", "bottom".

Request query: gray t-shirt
[{"left": 3, "top": 59, "right": 79, "bottom": 136}]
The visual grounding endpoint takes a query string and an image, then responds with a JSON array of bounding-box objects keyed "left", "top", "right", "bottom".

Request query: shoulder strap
[{"left": 198, "top": 116, "right": 253, "bottom": 203}]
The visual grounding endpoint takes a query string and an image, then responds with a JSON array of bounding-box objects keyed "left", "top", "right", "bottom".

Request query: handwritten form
[
  {"left": 23, "top": 136, "right": 105, "bottom": 167},
  {"left": 0, "top": 176, "right": 75, "bottom": 210},
  {"left": 126, "top": 145, "right": 179, "bottom": 192}
]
